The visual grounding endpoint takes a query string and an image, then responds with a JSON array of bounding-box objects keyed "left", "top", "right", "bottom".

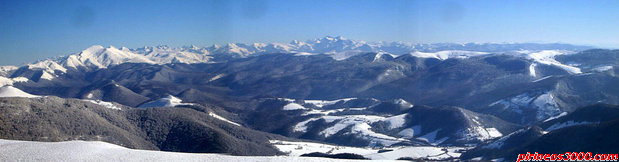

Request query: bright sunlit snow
[
  {"left": 409, "top": 50, "right": 490, "bottom": 60},
  {"left": 0, "top": 139, "right": 351, "bottom": 162},
  {"left": 270, "top": 140, "right": 465, "bottom": 160},
  {"left": 208, "top": 112, "right": 242, "bottom": 126},
  {"left": 304, "top": 98, "right": 357, "bottom": 108},
  {"left": 0, "top": 86, "right": 39, "bottom": 98},
  {"left": 138, "top": 95, "right": 193, "bottom": 108},
  {"left": 283, "top": 103, "right": 307, "bottom": 110},
  {"left": 546, "top": 120, "right": 599, "bottom": 132},
  {"left": 85, "top": 100, "right": 122, "bottom": 110}
]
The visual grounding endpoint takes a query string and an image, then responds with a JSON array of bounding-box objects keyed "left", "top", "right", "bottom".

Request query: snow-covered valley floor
[
  {"left": 270, "top": 140, "right": 466, "bottom": 160},
  {"left": 0, "top": 139, "right": 386, "bottom": 162}
]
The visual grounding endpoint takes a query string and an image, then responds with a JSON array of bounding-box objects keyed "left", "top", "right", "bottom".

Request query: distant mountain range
[{"left": 0, "top": 36, "right": 592, "bottom": 81}]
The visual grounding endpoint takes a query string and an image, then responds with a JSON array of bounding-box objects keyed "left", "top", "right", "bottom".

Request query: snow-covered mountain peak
[
  {"left": 393, "top": 98, "right": 413, "bottom": 108},
  {"left": 83, "top": 45, "right": 106, "bottom": 53},
  {"left": 320, "top": 36, "right": 346, "bottom": 41},
  {"left": 62, "top": 45, "right": 155, "bottom": 69}
]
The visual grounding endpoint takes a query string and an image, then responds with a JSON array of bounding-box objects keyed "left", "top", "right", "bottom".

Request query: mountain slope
[{"left": 0, "top": 96, "right": 284, "bottom": 155}]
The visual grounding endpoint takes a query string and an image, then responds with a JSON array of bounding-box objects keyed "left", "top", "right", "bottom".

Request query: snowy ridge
[
  {"left": 0, "top": 86, "right": 39, "bottom": 98},
  {"left": 208, "top": 112, "right": 241, "bottom": 126}
]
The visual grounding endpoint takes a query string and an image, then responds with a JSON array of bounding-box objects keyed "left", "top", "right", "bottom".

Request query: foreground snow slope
[{"left": 0, "top": 139, "right": 373, "bottom": 162}]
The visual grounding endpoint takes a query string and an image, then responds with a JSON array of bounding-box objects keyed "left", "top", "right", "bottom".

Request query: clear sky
[{"left": 1, "top": 0, "right": 619, "bottom": 65}]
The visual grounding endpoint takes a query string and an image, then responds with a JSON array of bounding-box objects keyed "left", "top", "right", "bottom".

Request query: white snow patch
[
  {"left": 593, "top": 65, "right": 613, "bottom": 72},
  {"left": 270, "top": 140, "right": 378, "bottom": 157},
  {"left": 365, "top": 146, "right": 463, "bottom": 160},
  {"left": 293, "top": 52, "right": 315, "bottom": 56},
  {"left": 209, "top": 74, "right": 226, "bottom": 82},
  {"left": 532, "top": 75, "right": 553, "bottom": 82},
  {"left": 529, "top": 63, "right": 537, "bottom": 77},
  {"left": 482, "top": 128, "right": 532, "bottom": 149},
  {"left": 208, "top": 112, "right": 241, "bottom": 126},
  {"left": 546, "top": 120, "right": 599, "bottom": 132},
  {"left": 409, "top": 50, "right": 489, "bottom": 60},
  {"left": 283, "top": 103, "right": 307, "bottom": 110},
  {"left": 489, "top": 93, "right": 535, "bottom": 112},
  {"left": 543, "top": 112, "right": 568, "bottom": 122},
  {"left": 293, "top": 118, "right": 320, "bottom": 133},
  {"left": 533, "top": 92, "right": 561, "bottom": 121},
  {"left": 486, "top": 128, "right": 503, "bottom": 138},
  {"left": 383, "top": 114, "right": 407, "bottom": 129},
  {"left": 324, "top": 51, "right": 365, "bottom": 61},
  {"left": 457, "top": 112, "right": 503, "bottom": 142},
  {"left": 489, "top": 91, "right": 560, "bottom": 117},
  {"left": 276, "top": 98, "right": 296, "bottom": 102},
  {"left": 85, "top": 100, "right": 122, "bottom": 110},
  {"left": 137, "top": 95, "right": 193, "bottom": 108},
  {"left": 301, "top": 108, "right": 346, "bottom": 116},
  {"left": 524, "top": 50, "right": 582, "bottom": 74},
  {"left": 397, "top": 128, "right": 416, "bottom": 139},
  {"left": 416, "top": 129, "right": 449, "bottom": 145},
  {"left": 304, "top": 98, "right": 357, "bottom": 108},
  {"left": 398, "top": 125, "right": 422, "bottom": 139},
  {"left": 295, "top": 114, "right": 408, "bottom": 147},
  {"left": 351, "top": 123, "right": 408, "bottom": 147},
  {"left": 393, "top": 98, "right": 414, "bottom": 108},
  {"left": 39, "top": 71, "right": 56, "bottom": 80},
  {"left": 270, "top": 140, "right": 464, "bottom": 161},
  {"left": 373, "top": 52, "right": 398, "bottom": 62},
  {"left": 319, "top": 115, "right": 385, "bottom": 137}
]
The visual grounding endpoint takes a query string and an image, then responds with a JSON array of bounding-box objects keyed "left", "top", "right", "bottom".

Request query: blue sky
[{"left": 1, "top": 0, "right": 618, "bottom": 65}]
